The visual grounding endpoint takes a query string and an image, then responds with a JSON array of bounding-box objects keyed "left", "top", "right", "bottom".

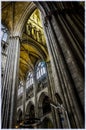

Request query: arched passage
[
  {"left": 26, "top": 101, "right": 35, "bottom": 118},
  {"left": 38, "top": 92, "right": 51, "bottom": 117}
]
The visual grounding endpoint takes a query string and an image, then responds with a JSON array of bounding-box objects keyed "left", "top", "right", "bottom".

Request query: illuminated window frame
[
  {"left": 1, "top": 24, "right": 8, "bottom": 42},
  {"left": 36, "top": 62, "right": 46, "bottom": 80},
  {"left": 26, "top": 72, "right": 33, "bottom": 88},
  {"left": 18, "top": 81, "right": 23, "bottom": 96}
]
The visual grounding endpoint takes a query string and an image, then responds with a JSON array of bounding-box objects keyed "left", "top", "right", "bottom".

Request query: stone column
[
  {"left": 1, "top": 36, "right": 20, "bottom": 128},
  {"left": 40, "top": 2, "right": 84, "bottom": 128}
]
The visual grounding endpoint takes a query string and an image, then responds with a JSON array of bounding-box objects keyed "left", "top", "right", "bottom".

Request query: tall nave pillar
[
  {"left": 1, "top": 36, "right": 20, "bottom": 128},
  {"left": 39, "top": 2, "right": 84, "bottom": 128}
]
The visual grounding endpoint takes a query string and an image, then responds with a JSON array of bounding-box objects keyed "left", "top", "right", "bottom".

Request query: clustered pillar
[
  {"left": 40, "top": 2, "right": 84, "bottom": 128},
  {"left": 1, "top": 36, "right": 20, "bottom": 128}
]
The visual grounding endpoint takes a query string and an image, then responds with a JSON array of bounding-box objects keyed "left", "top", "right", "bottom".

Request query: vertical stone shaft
[
  {"left": 41, "top": 2, "right": 84, "bottom": 128},
  {"left": 53, "top": 14, "right": 84, "bottom": 106},
  {"left": 2, "top": 38, "right": 14, "bottom": 128},
  {"left": 1, "top": 36, "right": 20, "bottom": 128}
]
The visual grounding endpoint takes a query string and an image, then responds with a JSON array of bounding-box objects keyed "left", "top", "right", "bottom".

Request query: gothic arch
[
  {"left": 13, "top": 2, "right": 52, "bottom": 36},
  {"left": 14, "top": 3, "right": 36, "bottom": 36},
  {"left": 26, "top": 101, "right": 35, "bottom": 119},
  {"left": 26, "top": 101, "right": 34, "bottom": 114},
  {"left": 38, "top": 92, "right": 51, "bottom": 117},
  {"left": 19, "top": 6, "right": 48, "bottom": 79}
]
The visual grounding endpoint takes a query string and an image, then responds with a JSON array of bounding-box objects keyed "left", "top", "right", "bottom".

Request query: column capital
[
  {"left": 9, "top": 35, "right": 21, "bottom": 44},
  {"left": 9, "top": 35, "right": 20, "bottom": 39}
]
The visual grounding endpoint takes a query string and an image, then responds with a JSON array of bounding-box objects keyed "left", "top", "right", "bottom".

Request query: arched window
[
  {"left": 1, "top": 24, "right": 9, "bottom": 54},
  {"left": 26, "top": 72, "right": 33, "bottom": 88},
  {"left": 18, "top": 81, "right": 23, "bottom": 96},
  {"left": 36, "top": 62, "right": 46, "bottom": 79},
  {"left": 1, "top": 24, "right": 8, "bottom": 42}
]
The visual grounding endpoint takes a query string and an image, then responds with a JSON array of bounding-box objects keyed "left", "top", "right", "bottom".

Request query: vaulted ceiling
[
  {"left": 2, "top": 2, "right": 32, "bottom": 31},
  {"left": 1, "top": 2, "right": 49, "bottom": 80}
]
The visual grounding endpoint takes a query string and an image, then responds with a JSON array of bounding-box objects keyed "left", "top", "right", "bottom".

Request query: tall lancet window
[
  {"left": 26, "top": 72, "right": 33, "bottom": 88},
  {"left": 36, "top": 62, "right": 46, "bottom": 79},
  {"left": 18, "top": 81, "right": 23, "bottom": 96}
]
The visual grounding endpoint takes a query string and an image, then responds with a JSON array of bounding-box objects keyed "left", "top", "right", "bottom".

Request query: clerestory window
[
  {"left": 36, "top": 62, "right": 46, "bottom": 79},
  {"left": 26, "top": 72, "right": 33, "bottom": 88},
  {"left": 18, "top": 81, "right": 23, "bottom": 96}
]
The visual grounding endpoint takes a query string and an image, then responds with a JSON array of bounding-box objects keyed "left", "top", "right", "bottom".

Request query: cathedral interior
[{"left": 1, "top": 1, "right": 84, "bottom": 129}]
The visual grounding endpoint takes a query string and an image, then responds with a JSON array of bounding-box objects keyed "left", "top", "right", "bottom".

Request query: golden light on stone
[{"left": 19, "top": 8, "right": 49, "bottom": 79}]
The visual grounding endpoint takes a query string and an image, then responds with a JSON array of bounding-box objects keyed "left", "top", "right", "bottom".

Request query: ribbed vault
[{"left": 2, "top": 2, "right": 32, "bottom": 31}]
